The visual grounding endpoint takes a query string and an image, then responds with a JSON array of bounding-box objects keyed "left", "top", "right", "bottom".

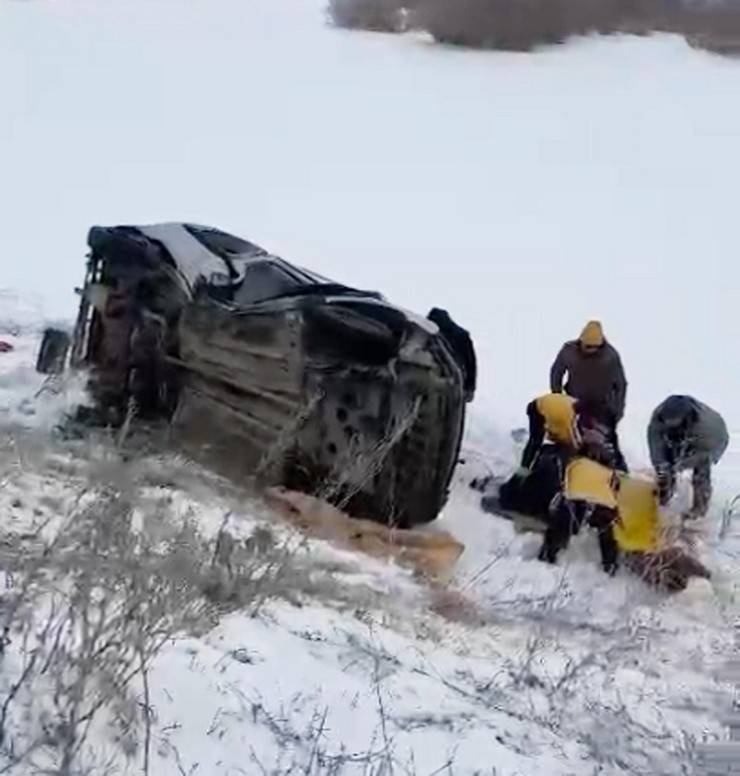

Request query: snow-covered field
[
  {"left": 0, "top": 337, "right": 737, "bottom": 775},
  {"left": 1, "top": 0, "right": 739, "bottom": 773}
]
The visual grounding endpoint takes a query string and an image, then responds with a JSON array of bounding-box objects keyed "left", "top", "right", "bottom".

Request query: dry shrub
[
  {"left": 328, "top": 0, "right": 409, "bottom": 32},
  {"left": 324, "top": 0, "right": 740, "bottom": 56},
  {"left": 411, "top": 0, "right": 669, "bottom": 51},
  {"left": 679, "top": 6, "right": 740, "bottom": 55}
]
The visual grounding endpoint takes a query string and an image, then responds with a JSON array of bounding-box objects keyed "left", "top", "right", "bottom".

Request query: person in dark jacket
[
  {"left": 647, "top": 395, "right": 729, "bottom": 519},
  {"left": 427, "top": 308, "right": 477, "bottom": 402},
  {"left": 550, "top": 321, "right": 628, "bottom": 420},
  {"left": 550, "top": 321, "right": 628, "bottom": 467}
]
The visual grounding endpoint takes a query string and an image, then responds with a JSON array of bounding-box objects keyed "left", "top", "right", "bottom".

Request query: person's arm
[
  {"left": 612, "top": 351, "right": 628, "bottom": 420},
  {"left": 550, "top": 345, "right": 568, "bottom": 393},
  {"left": 521, "top": 401, "right": 545, "bottom": 470},
  {"left": 463, "top": 331, "right": 477, "bottom": 401}
]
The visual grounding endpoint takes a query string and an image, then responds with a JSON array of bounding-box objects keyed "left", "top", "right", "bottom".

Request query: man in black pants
[
  {"left": 538, "top": 457, "right": 621, "bottom": 575},
  {"left": 539, "top": 498, "right": 620, "bottom": 575}
]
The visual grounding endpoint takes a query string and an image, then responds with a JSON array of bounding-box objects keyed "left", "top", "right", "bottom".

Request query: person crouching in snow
[
  {"left": 497, "top": 393, "right": 623, "bottom": 522},
  {"left": 492, "top": 393, "right": 579, "bottom": 518},
  {"left": 518, "top": 393, "right": 625, "bottom": 475},
  {"left": 538, "top": 457, "right": 621, "bottom": 575},
  {"left": 647, "top": 395, "right": 728, "bottom": 519},
  {"left": 518, "top": 393, "right": 581, "bottom": 473}
]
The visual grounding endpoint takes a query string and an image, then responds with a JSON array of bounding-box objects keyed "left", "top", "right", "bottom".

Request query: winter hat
[
  {"left": 658, "top": 395, "right": 697, "bottom": 428},
  {"left": 579, "top": 320, "right": 604, "bottom": 348}
]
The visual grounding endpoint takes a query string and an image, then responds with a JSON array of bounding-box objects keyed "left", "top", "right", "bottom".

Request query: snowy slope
[
  {"left": 0, "top": 332, "right": 736, "bottom": 775},
  {"left": 1, "top": 0, "right": 740, "bottom": 772},
  {"left": 2, "top": 0, "right": 740, "bottom": 446}
]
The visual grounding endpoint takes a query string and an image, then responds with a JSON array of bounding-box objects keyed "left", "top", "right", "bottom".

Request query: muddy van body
[{"left": 63, "top": 223, "right": 471, "bottom": 527}]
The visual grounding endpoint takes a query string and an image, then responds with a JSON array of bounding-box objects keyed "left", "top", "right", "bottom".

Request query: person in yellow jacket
[
  {"left": 538, "top": 457, "right": 621, "bottom": 575},
  {"left": 519, "top": 393, "right": 581, "bottom": 472},
  {"left": 518, "top": 392, "right": 627, "bottom": 475}
]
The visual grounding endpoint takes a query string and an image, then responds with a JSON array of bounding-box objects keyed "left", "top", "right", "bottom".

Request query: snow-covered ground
[
  {"left": 1, "top": 0, "right": 739, "bottom": 773},
  {"left": 0, "top": 333, "right": 737, "bottom": 775}
]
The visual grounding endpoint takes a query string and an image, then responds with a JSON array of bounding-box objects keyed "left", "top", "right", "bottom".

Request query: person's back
[
  {"left": 519, "top": 393, "right": 579, "bottom": 470},
  {"left": 648, "top": 395, "right": 728, "bottom": 467},
  {"left": 693, "top": 401, "right": 730, "bottom": 462},
  {"left": 535, "top": 393, "right": 578, "bottom": 447},
  {"left": 427, "top": 307, "right": 477, "bottom": 402}
]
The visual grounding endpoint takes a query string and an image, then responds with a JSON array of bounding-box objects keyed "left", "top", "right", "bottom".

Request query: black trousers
[
  {"left": 658, "top": 456, "right": 712, "bottom": 516},
  {"left": 521, "top": 400, "right": 547, "bottom": 470},
  {"left": 607, "top": 424, "right": 628, "bottom": 473},
  {"left": 539, "top": 498, "right": 619, "bottom": 574},
  {"left": 579, "top": 415, "right": 629, "bottom": 473}
]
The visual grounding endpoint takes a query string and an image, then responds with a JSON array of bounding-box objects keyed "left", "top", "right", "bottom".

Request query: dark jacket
[
  {"left": 647, "top": 396, "right": 728, "bottom": 471},
  {"left": 550, "top": 340, "right": 627, "bottom": 420},
  {"left": 427, "top": 308, "right": 477, "bottom": 401}
]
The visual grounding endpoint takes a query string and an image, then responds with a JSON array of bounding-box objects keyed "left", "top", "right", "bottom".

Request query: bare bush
[
  {"left": 679, "top": 6, "right": 740, "bottom": 55},
  {"left": 0, "top": 454, "right": 318, "bottom": 775},
  {"left": 0, "top": 421, "right": 435, "bottom": 773},
  {"left": 328, "top": 0, "right": 409, "bottom": 32},
  {"left": 0, "top": 486, "right": 217, "bottom": 774},
  {"left": 325, "top": 0, "right": 740, "bottom": 56},
  {"left": 411, "top": 0, "right": 670, "bottom": 51}
]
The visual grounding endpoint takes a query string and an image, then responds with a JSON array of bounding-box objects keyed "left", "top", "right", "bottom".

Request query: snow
[
  {"left": 1, "top": 0, "right": 740, "bottom": 773},
  {"left": 138, "top": 223, "right": 229, "bottom": 291},
  {"left": 0, "top": 384, "right": 734, "bottom": 774}
]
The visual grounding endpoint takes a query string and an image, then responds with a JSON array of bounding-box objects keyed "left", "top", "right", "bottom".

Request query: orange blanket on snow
[{"left": 263, "top": 487, "right": 465, "bottom": 581}]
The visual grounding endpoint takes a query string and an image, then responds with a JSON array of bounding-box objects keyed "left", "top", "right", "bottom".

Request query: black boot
[
  {"left": 593, "top": 507, "right": 619, "bottom": 576},
  {"left": 538, "top": 541, "right": 558, "bottom": 564}
]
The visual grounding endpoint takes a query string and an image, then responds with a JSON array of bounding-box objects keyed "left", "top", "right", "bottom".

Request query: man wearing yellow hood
[
  {"left": 550, "top": 321, "right": 628, "bottom": 421},
  {"left": 550, "top": 320, "right": 628, "bottom": 470}
]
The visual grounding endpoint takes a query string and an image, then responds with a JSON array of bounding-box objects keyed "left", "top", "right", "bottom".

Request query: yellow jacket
[
  {"left": 563, "top": 458, "right": 618, "bottom": 509},
  {"left": 535, "top": 393, "right": 579, "bottom": 448},
  {"left": 563, "top": 457, "right": 660, "bottom": 552},
  {"left": 614, "top": 474, "right": 659, "bottom": 552}
]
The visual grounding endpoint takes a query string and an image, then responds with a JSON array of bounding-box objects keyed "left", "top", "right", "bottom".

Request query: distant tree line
[{"left": 328, "top": 0, "right": 740, "bottom": 55}]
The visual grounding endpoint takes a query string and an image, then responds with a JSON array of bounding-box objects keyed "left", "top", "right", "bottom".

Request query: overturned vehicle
[{"left": 46, "top": 223, "right": 475, "bottom": 528}]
